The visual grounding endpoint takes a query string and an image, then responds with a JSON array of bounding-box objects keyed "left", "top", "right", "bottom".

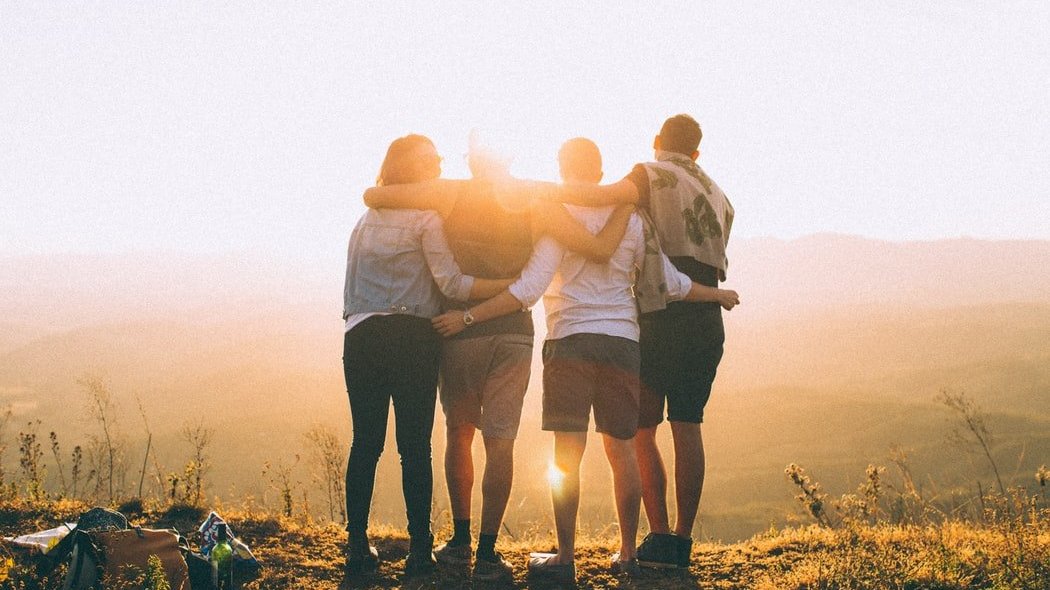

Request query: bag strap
[{"left": 68, "top": 531, "right": 101, "bottom": 586}]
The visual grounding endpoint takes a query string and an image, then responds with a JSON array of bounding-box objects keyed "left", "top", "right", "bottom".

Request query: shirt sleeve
[
  {"left": 419, "top": 212, "right": 475, "bottom": 301},
  {"left": 661, "top": 252, "right": 694, "bottom": 301},
  {"left": 624, "top": 164, "right": 651, "bottom": 210},
  {"left": 629, "top": 213, "right": 646, "bottom": 270},
  {"left": 507, "top": 236, "right": 563, "bottom": 307}
]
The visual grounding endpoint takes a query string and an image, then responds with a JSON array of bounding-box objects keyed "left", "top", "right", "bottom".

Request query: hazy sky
[{"left": 3, "top": 2, "right": 1048, "bottom": 264}]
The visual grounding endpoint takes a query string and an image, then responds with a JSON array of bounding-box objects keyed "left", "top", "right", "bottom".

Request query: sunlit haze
[
  {"left": 3, "top": 3, "right": 1048, "bottom": 265},
  {"left": 2, "top": 3, "right": 1050, "bottom": 546}
]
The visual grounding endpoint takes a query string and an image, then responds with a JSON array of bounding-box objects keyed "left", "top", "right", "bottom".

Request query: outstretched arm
[
  {"left": 363, "top": 179, "right": 466, "bottom": 217},
  {"left": 532, "top": 201, "right": 633, "bottom": 263},
  {"left": 432, "top": 290, "right": 524, "bottom": 337},
  {"left": 467, "top": 277, "right": 516, "bottom": 300},
  {"left": 433, "top": 237, "right": 562, "bottom": 337},
  {"left": 683, "top": 284, "right": 740, "bottom": 310},
  {"left": 419, "top": 212, "right": 509, "bottom": 301},
  {"left": 552, "top": 177, "right": 639, "bottom": 207},
  {"left": 660, "top": 251, "right": 740, "bottom": 310}
]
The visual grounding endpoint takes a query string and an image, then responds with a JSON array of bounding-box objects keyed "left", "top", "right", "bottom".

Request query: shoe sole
[
  {"left": 637, "top": 559, "right": 682, "bottom": 570},
  {"left": 436, "top": 555, "right": 472, "bottom": 567},
  {"left": 474, "top": 571, "right": 513, "bottom": 583}
]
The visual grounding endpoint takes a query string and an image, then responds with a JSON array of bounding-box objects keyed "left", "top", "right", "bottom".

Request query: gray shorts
[
  {"left": 439, "top": 333, "right": 533, "bottom": 440},
  {"left": 541, "top": 333, "right": 641, "bottom": 440}
]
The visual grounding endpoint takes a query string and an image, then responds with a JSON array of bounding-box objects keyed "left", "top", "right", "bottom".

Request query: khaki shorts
[{"left": 439, "top": 333, "right": 534, "bottom": 440}]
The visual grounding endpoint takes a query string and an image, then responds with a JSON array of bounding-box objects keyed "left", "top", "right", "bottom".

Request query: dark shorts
[
  {"left": 541, "top": 333, "right": 641, "bottom": 440},
  {"left": 639, "top": 301, "right": 725, "bottom": 427}
]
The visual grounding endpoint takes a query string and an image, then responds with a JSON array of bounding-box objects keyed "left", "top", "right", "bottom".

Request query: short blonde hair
[{"left": 558, "top": 137, "right": 602, "bottom": 183}]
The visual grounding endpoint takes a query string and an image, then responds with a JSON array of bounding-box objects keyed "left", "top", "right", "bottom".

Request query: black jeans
[{"left": 343, "top": 314, "right": 441, "bottom": 541}]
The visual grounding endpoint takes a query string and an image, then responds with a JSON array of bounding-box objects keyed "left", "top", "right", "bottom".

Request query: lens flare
[{"left": 546, "top": 462, "right": 565, "bottom": 489}]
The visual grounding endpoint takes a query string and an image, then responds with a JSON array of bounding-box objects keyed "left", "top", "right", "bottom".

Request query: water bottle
[{"left": 210, "top": 527, "right": 234, "bottom": 590}]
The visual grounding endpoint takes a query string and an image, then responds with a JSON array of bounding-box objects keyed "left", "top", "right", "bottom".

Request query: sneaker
[
  {"left": 405, "top": 536, "right": 437, "bottom": 577},
  {"left": 527, "top": 553, "right": 575, "bottom": 585},
  {"left": 473, "top": 551, "right": 514, "bottom": 582},
  {"left": 636, "top": 533, "right": 679, "bottom": 569},
  {"left": 434, "top": 541, "right": 473, "bottom": 566},
  {"left": 345, "top": 539, "right": 379, "bottom": 576},
  {"left": 609, "top": 552, "right": 641, "bottom": 576},
  {"left": 675, "top": 536, "right": 693, "bottom": 569}
]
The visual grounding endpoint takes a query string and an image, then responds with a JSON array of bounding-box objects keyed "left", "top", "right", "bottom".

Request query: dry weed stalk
[
  {"left": 0, "top": 405, "right": 11, "bottom": 496},
  {"left": 938, "top": 389, "right": 1005, "bottom": 496},
  {"left": 304, "top": 424, "right": 347, "bottom": 523},
  {"left": 48, "top": 431, "right": 68, "bottom": 497},
  {"left": 785, "top": 463, "right": 834, "bottom": 528},
  {"left": 181, "top": 420, "right": 214, "bottom": 506},
  {"left": 263, "top": 456, "right": 301, "bottom": 518},
  {"left": 18, "top": 420, "right": 45, "bottom": 501},
  {"left": 80, "top": 375, "right": 127, "bottom": 502}
]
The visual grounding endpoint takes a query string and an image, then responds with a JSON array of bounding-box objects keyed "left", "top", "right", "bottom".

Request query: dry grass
[{"left": 1, "top": 499, "right": 1047, "bottom": 589}]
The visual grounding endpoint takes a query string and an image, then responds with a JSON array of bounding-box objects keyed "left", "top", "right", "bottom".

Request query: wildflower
[{"left": 0, "top": 556, "right": 12, "bottom": 583}]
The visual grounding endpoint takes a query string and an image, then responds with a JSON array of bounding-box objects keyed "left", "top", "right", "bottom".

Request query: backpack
[
  {"left": 42, "top": 506, "right": 128, "bottom": 577},
  {"left": 62, "top": 527, "right": 190, "bottom": 590}
]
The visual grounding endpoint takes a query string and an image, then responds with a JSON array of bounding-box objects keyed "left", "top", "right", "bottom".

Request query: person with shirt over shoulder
[
  {"left": 547, "top": 114, "right": 737, "bottom": 570},
  {"left": 432, "top": 138, "right": 739, "bottom": 584},
  {"left": 340, "top": 134, "right": 515, "bottom": 579}
]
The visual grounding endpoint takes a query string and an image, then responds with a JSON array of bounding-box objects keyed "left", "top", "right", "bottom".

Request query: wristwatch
[{"left": 463, "top": 309, "right": 475, "bottom": 326}]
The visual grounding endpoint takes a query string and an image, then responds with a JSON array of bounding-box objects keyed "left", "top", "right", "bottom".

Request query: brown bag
[{"left": 93, "top": 528, "right": 190, "bottom": 590}]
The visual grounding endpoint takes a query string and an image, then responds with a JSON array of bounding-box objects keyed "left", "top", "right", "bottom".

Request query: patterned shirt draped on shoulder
[{"left": 641, "top": 151, "right": 733, "bottom": 280}]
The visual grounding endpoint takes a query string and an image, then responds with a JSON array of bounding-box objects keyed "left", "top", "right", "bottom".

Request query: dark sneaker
[
  {"left": 609, "top": 552, "right": 641, "bottom": 576},
  {"left": 675, "top": 536, "right": 693, "bottom": 569},
  {"left": 636, "top": 533, "right": 680, "bottom": 569},
  {"left": 473, "top": 551, "right": 514, "bottom": 582},
  {"left": 434, "top": 541, "right": 473, "bottom": 566},
  {"left": 527, "top": 553, "right": 575, "bottom": 585},
  {"left": 404, "top": 549, "right": 437, "bottom": 577},
  {"left": 345, "top": 540, "right": 379, "bottom": 576},
  {"left": 405, "top": 535, "right": 436, "bottom": 577}
]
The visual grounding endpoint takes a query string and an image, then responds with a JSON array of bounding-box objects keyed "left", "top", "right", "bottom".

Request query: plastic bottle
[{"left": 210, "top": 527, "right": 234, "bottom": 590}]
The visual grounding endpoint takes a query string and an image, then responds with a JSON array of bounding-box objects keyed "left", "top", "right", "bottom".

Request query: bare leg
[
  {"left": 549, "top": 431, "right": 587, "bottom": 565},
  {"left": 480, "top": 436, "right": 514, "bottom": 535},
  {"left": 670, "top": 421, "right": 705, "bottom": 538},
  {"left": 602, "top": 434, "right": 641, "bottom": 560},
  {"left": 445, "top": 424, "right": 476, "bottom": 521},
  {"left": 634, "top": 425, "right": 671, "bottom": 534}
]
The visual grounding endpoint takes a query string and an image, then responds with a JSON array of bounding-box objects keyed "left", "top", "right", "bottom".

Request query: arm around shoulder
[
  {"left": 683, "top": 284, "right": 740, "bottom": 310},
  {"left": 553, "top": 178, "right": 639, "bottom": 207},
  {"left": 363, "top": 179, "right": 464, "bottom": 216},
  {"left": 533, "top": 202, "right": 632, "bottom": 263}
]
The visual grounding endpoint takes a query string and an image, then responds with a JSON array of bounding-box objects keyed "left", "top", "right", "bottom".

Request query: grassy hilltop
[{"left": 1, "top": 477, "right": 1047, "bottom": 590}]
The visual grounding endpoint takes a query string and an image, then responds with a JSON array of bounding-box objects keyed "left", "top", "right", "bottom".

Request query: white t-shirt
[{"left": 507, "top": 205, "right": 693, "bottom": 342}]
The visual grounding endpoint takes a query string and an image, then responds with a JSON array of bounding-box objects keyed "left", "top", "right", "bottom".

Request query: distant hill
[
  {"left": 1, "top": 235, "right": 1048, "bottom": 541},
  {"left": 730, "top": 234, "right": 1050, "bottom": 317},
  {"left": 2, "top": 235, "right": 1049, "bottom": 331}
]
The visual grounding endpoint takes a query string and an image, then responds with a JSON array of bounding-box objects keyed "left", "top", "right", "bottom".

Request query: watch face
[{"left": 464, "top": 311, "right": 474, "bottom": 325}]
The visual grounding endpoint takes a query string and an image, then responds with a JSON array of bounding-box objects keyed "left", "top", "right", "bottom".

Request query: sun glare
[{"left": 546, "top": 462, "right": 565, "bottom": 489}]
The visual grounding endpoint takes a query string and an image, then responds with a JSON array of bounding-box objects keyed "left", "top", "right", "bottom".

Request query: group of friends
[{"left": 340, "top": 114, "right": 739, "bottom": 584}]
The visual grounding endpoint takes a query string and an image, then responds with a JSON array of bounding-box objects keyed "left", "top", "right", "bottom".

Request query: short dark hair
[
  {"left": 376, "top": 134, "right": 436, "bottom": 186},
  {"left": 558, "top": 137, "right": 602, "bottom": 183},
  {"left": 659, "top": 114, "right": 702, "bottom": 155}
]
